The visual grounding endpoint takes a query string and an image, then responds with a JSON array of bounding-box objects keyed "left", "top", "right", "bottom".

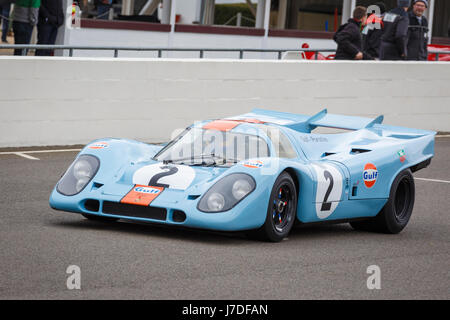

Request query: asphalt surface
[{"left": 0, "top": 138, "right": 449, "bottom": 300}]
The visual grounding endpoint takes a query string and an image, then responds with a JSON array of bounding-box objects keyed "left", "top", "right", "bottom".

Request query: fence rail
[{"left": 0, "top": 45, "right": 449, "bottom": 61}]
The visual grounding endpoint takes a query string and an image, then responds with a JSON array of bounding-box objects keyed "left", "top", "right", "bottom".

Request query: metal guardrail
[
  {"left": 0, "top": 45, "right": 334, "bottom": 59},
  {"left": 0, "top": 45, "right": 449, "bottom": 60}
]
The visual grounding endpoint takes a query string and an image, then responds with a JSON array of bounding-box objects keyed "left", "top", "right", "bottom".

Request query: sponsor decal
[
  {"left": 301, "top": 136, "right": 329, "bottom": 143},
  {"left": 398, "top": 149, "right": 406, "bottom": 163},
  {"left": 121, "top": 185, "right": 164, "bottom": 206},
  {"left": 243, "top": 160, "right": 263, "bottom": 169},
  {"left": 363, "top": 163, "right": 378, "bottom": 188},
  {"left": 88, "top": 142, "right": 108, "bottom": 150},
  {"left": 134, "top": 186, "right": 162, "bottom": 194}
]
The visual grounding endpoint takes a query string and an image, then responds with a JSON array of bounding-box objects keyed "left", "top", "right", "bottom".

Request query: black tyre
[
  {"left": 350, "top": 169, "right": 415, "bottom": 234},
  {"left": 81, "top": 213, "right": 119, "bottom": 223},
  {"left": 250, "top": 172, "right": 298, "bottom": 242}
]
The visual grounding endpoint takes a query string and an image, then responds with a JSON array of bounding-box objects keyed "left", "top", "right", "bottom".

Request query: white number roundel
[
  {"left": 311, "top": 163, "right": 343, "bottom": 219},
  {"left": 133, "top": 163, "right": 196, "bottom": 190}
]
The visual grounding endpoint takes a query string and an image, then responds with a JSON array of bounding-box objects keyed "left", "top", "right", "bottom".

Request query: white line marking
[
  {"left": 415, "top": 177, "right": 450, "bottom": 184},
  {"left": 14, "top": 152, "right": 40, "bottom": 160},
  {"left": 0, "top": 149, "right": 81, "bottom": 155}
]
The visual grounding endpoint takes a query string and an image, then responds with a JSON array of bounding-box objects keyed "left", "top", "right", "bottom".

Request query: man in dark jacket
[
  {"left": 334, "top": 6, "right": 372, "bottom": 60},
  {"left": 35, "top": 0, "right": 64, "bottom": 56},
  {"left": 362, "top": 2, "right": 386, "bottom": 59},
  {"left": 380, "top": 0, "right": 410, "bottom": 60},
  {"left": 407, "top": 0, "right": 428, "bottom": 61}
]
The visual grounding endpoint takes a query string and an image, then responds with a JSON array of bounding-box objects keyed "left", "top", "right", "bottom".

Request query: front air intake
[{"left": 102, "top": 201, "right": 167, "bottom": 221}]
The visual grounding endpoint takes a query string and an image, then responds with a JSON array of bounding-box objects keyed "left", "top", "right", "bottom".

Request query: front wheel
[
  {"left": 350, "top": 169, "right": 415, "bottom": 234},
  {"left": 250, "top": 172, "right": 298, "bottom": 242}
]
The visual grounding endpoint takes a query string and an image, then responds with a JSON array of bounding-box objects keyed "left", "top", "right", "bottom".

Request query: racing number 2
[
  {"left": 149, "top": 166, "right": 178, "bottom": 188},
  {"left": 320, "top": 170, "right": 334, "bottom": 212},
  {"left": 312, "top": 163, "right": 343, "bottom": 220}
]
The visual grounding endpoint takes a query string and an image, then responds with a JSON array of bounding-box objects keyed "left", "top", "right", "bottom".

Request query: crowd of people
[
  {"left": 0, "top": 0, "right": 111, "bottom": 56},
  {"left": 0, "top": 0, "right": 64, "bottom": 55},
  {"left": 334, "top": 0, "right": 430, "bottom": 61}
]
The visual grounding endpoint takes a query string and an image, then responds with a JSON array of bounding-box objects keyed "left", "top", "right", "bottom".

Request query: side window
[
  {"left": 263, "top": 126, "right": 297, "bottom": 159},
  {"left": 277, "top": 131, "right": 298, "bottom": 159}
]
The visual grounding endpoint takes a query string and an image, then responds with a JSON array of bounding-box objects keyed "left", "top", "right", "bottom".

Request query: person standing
[
  {"left": 380, "top": 0, "right": 410, "bottom": 60},
  {"left": 96, "top": 0, "right": 112, "bottom": 20},
  {"left": 362, "top": 2, "right": 386, "bottom": 59},
  {"left": 407, "top": 0, "right": 429, "bottom": 61},
  {"left": 35, "top": 0, "right": 64, "bottom": 56},
  {"left": 12, "top": 0, "right": 41, "bottom": 56},
  {"left": 0, "top": 1, "right": 11, "bottom": 43},
  {"left": 334, "top": 6, "right": 373, "bottom": 60}
]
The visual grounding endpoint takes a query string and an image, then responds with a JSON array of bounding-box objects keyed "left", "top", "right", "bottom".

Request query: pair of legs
[
  {"left": 0, "top": 3, "right": 11, "bottom": 42},
  {"left": 13, "top": 21, "right": 59, "bottom": 56},
  {"left": 12, "top": 21, "right": 33, "bottom": 56},
  {"left": 35, "top": 23, "right": 59, "bottom": 56}
]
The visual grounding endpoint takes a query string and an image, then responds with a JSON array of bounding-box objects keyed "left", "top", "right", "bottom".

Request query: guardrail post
[
  {"left": 158, "top": 49, "right": 162, "bottom": 58},
  {"left": 435, "top": 52, "right": 439, "bottom": 61},
  {"left": 114, "top": 49, "right": 118, "bottom": 58},
  {"left": 278, "top": 51, "right": 282, "bottom": 60},
  {"left": 200, "top": 50, "right": 204, "bottom": 58},
  {"left": 314, "top": 51, "right": 319, "bottom": 60},
  {"left": 239, "top": 50, "right": 244, "bottom": 59},
  {"left": 69, "top": 49, "right": 73, "bottom": 57},
  {"left": 21, "top": 48, "right": 27, "bottom": 56}
]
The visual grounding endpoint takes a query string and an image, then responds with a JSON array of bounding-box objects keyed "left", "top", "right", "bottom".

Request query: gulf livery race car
[{"left": 49, "top": 109, "right": 435, "bottom": 242}]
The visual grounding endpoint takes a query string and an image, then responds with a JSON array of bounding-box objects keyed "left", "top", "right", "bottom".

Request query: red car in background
[{"left": 428, "top": 44, "right": 450, "bottom": 61}]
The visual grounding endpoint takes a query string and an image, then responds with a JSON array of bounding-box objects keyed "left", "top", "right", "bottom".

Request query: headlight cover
[
  {"left": 56, "top": 155, "right": 100, "bottom": 196},
  {"left": 197, "top": 173, "right": 256, "bottom": 213}
]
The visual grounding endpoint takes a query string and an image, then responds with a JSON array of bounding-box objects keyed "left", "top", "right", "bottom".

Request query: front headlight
[
  {"left": 57, "top": 155, "right": 100, "bottom": 196},
  {"left": 198, "top": 173, "right": 256, "bottom": 213}
]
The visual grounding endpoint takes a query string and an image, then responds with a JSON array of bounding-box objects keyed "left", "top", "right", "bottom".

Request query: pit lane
[{"left": 0, "top": 138, "right": 448, "bottom": 299}]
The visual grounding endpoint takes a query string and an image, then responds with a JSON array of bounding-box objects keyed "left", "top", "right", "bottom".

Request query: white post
[
  {"left": 342, "top": 0, "right": 356, "bottom": 23},
  {"left": 255, "top": 0, "right": 265, "bottom": 29},
  {"left": 342, "top": 0, "right": 350, "bottom": 24},
  {"left": 55, "top": 0, "right": 73, "bottom": 55},
  {"left": 169, "top": 0, "right": 176, "bottom": 32},
  {"left": 263, "top": 0, "right": 271, "bottom": 37},
  {"left": 350, "top": 0, "right": 356, "bottom": 16},
  {"left": 260, "top": 0, "right": 271, "bottom": 58},
  {"left": 161, "top": 0, "right": 172, "bottom": 24},
  {"left": 203, "top": 0, "right": 215, "bottom": 25},
  {"left": 277, "top": 0, "right": 287, "bottom": 29},
  {"left": 122, "top": 0, "right": 135, "bottom": 15},
  {"left": 426, "top": 0, "right": 435, "bottom": 44},
  {"left": 236, "top": 12, "right": 242, "bottom": 27}
]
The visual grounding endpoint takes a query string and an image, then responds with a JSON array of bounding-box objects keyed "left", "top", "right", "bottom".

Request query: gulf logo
[
  {"left": 88, "top": 142, "right": 108, "bottom": 150},
  {"left": 363, "top": 163, "right": 378, "bottom": 188},
  {"left": 134, "top": 187, "right": 161, "bottom": 194},
  {"left": 243, "top": 160, "right": 263, "bottom": 169}
]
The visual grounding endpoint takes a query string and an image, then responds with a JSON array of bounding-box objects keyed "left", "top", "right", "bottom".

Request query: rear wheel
[
  {"left": 81, "top": 213, "right": 119, "bottom": 223},
  {"left": 350, "top": 169, "right": 415, "bottom": 234},
  {"left": 249, "top": 172, "right": 297, "bottom": 242}
]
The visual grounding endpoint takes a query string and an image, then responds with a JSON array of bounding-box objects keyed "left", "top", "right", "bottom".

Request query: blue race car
[{"left": 49, "top": 109, "right": 435, "bottom": 242}]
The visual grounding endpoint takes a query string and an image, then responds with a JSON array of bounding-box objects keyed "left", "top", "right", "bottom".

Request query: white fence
[{"left": 0, "top": 57, "right": 449, "bottom": 147}]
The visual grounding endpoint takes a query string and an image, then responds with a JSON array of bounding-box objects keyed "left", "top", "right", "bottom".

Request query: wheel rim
[
  {"left": 272, "top": 184, "right": 295, "bottom": 233},
  {"left": 394, "top": 178, "right": 411, "bottom": 222}
]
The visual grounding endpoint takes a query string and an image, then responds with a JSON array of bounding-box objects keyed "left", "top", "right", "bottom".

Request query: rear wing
[{"left": 232, "top": 108, "right": 384, "bottom": 133}]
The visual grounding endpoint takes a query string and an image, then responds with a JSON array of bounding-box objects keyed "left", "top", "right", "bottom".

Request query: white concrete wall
[
  {"left": 63, "top": 27, "right": 336, "bottom": 59},
  {"left": 0, "top": 57, "right": 449, "bottom": 147}
]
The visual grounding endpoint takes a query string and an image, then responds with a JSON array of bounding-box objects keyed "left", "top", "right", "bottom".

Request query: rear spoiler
[
  {"left": 302, "top": 109, "right": 384, "bottom": 131},
  {"left": 245, "top": 108, "right": 384, "bottom": 133}
]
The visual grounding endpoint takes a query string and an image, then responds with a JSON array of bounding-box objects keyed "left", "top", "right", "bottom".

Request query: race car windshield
[{"left": 153, "top": 128, "right": 270, "bottom": 166}]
